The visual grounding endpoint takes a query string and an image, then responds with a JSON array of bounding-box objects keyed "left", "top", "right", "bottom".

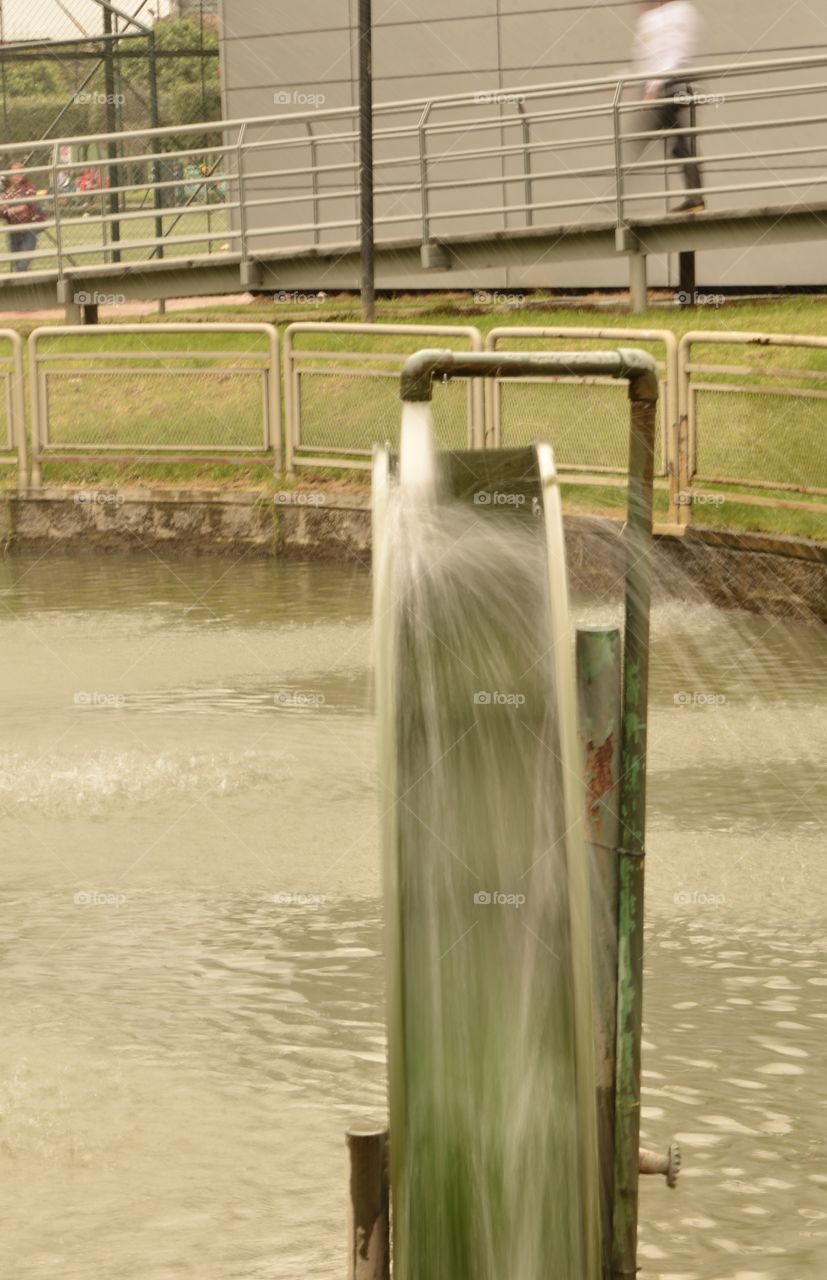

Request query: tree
[{"left": 0, "top": 58, "right": 63, "bottom": 98}]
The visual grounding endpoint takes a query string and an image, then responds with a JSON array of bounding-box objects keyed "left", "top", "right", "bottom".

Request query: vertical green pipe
[
  {"left": 576, "top": 627, "right": 622, "bottom": 1280},
  {"left": 611, "top": 395, "right": 657, "bottom": 1280}
]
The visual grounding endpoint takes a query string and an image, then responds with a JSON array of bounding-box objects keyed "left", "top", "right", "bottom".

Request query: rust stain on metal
[{"left": 583, "top": 732, "right": 616, "bottom": 832}]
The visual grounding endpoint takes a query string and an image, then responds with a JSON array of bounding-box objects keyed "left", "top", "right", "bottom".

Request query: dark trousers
[
  {"left": 9, "top": 229, "right": 37, "bottom": 272},
  {"left": 651, "top": 80, "right": 703, "bottom": 195}
]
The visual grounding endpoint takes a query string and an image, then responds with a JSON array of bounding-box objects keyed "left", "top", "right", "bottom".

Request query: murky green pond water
[{"left": 0, "top": 553, "right": 824, "bottom": 1279}]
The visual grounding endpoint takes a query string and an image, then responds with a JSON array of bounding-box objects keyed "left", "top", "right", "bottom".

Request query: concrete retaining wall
[{"left": 2, "top": 487, "right": 824, "bottom": 623}]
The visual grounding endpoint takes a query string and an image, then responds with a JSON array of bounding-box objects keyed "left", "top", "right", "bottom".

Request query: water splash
[{"left": 375, "top": 431, "right": 601, "bottom": 1280}]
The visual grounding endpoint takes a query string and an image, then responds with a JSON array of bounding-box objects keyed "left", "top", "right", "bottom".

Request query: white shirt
[{"left": 633, "top": 1, "right": 701, "bottom": 94}]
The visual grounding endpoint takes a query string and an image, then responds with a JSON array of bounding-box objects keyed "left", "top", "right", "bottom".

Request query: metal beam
[{"left": 358, "top": 0, "right": 375, "bottom": 323}]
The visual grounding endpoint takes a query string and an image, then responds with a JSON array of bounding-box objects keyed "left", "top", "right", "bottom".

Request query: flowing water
[
  {"left": 0, "top": 549, "right": 825, "bottom": 1280},
  {"left": 375, "top": 413, "right": 600, "bottom": 1280}
]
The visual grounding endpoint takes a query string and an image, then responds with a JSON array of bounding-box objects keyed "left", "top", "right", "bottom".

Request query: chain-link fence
[
  {"left": 485, "top": 327, "right": 678, "bottom": 523},
  {"left": 13, "top": 321, "right": 827, "bottom": 539},
  {"left": 28, "top": 323, "right": 280, "bottom": 485},
  {"left": 283, "top": 323, "right": 485, "bottom": 471},
  {"left": 679, "top": 332, "right": 827, "bottom": 528},
  {"left": 0, "top": 0, "right": 223, "bottom": 280}
]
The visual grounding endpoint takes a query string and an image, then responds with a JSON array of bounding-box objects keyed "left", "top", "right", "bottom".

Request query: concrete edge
[{"left": 1, "top": 489, "right": 824, "bottom": 622}]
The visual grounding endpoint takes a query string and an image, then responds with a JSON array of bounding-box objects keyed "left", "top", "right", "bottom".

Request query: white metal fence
[
  {"left": 28, "top": 323, "right": 281, "bottom": 486},
  {"left": 484, "top": 326, "right": 680, "bottom": 523},
  {"left": 0, "top": 320, "right": 821, "bottom": 537},
  {"left": 679, "top": 331, "right": 827, "bottom": 524},
  {"left": 0, "top": 331, "right": 26, "bottom": 485},
  {"left": 283, "top": 322, "right": 485, "bottom": 471}
]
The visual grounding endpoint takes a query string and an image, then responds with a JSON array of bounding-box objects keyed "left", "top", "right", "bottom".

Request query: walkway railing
[{"left": 1, "top": 51, "right": 826, "bottom": 282}]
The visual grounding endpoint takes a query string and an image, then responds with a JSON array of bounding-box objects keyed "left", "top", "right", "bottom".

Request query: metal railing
[
  {"left": 1, "top": 320, "right": 823, "bottom": 534},
  {"left": 483, "top": 326, "right": 679, "bottom": 522},
  {"left": 1, "top": 51, "right": 826, "bottom": 282},
  {"left": 283, "top": 322, "right": 485, "bottom": 472},
  {"left": 678, "top": 331, "right": 827, "bottom": 522},
  {"left": 28, "top": 323, "right": 281, "bottom": 486},
  {"left": 0, "top": 330, "right": 27, "bottom": 485}
]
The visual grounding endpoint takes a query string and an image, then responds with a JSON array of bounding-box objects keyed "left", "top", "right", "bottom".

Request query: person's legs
[
  {"left": 667, "top": 82, "right": 704, "bottom": 206},
  {"left": 619, "top": 102, "right": 660, "bottom": 209},
  {"left": 11, "top": 229, "right": 36, "bottom": 272}
]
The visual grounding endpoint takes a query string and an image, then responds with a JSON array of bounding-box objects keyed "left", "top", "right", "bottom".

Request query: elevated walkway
[
  {"left": 1, "top": 50, "right": 826, "bottom": 313},
  {"left": 3, "top": 200, "right": 825, "bottom": 315}
]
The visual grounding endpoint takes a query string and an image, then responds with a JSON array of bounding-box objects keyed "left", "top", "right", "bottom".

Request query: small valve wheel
[
  {"left": 639, "top": 1140, "right": 681, "bottom": 1189},
  {"left": 666, "top": 1140, "right": 681, "bottom": 1189}
]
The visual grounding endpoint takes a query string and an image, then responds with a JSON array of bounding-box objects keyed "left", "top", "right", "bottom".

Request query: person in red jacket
[{"left": 2, "top": 161, "right": 46, "bottom": 272}]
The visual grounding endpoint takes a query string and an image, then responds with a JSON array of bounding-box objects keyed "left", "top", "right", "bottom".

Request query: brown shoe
[{"left": 670, "top": 198, "right": 706, "bottom": 214}]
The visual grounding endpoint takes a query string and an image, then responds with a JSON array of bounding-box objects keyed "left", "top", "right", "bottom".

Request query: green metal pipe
[
  {"left": 399, "top": 347, "right": 658, "bottom": 404},
  {"left": 395, "top": 346, "right": 659, "bottom": 1280},
  {"left": 576, "top": 626, "right": 622, "bottom": 1280},
  {"left": 610, "top": 394, "right": 657, "bottom": 1280}
]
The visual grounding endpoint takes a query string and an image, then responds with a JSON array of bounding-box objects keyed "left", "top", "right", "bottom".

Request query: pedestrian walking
[
  {"left": 2, "top": 160, "right": 46, "bottom": 271},
  {"left": 630, "top": 0, "right": 705, "bottom": 213}
]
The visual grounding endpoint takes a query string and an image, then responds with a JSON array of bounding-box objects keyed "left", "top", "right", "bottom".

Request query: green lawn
[{"left": 1, "top": 292, "right": 825, "bottom": 542}]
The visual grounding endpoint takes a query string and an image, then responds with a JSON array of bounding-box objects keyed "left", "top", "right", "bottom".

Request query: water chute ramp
[{"left": 371, "top": 349, "right": 663, "bottom": 1280}]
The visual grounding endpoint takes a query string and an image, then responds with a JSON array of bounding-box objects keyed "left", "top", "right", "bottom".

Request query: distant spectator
[
  {"left": 630, "top": 0, "right": 705, "bottom": 214},
  {"left": 2, "top": 161, "right": 46, "bottom": 272}
]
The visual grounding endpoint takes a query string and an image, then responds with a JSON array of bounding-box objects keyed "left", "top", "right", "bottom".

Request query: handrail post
[
  {"left": 305, "top": 120, "right": 320, "bottom": 246},
  {"left": 237, "top": 124, "right": 249, "bottom": 272},
  {"left": 418, "top": 102, "right": 433, "bottom": 248},
  {"left": 517, "top": 99, "right": 534, "bottom": 228},
  {"left": 148, "top": 27, "right": 165, "bottom": 261},
  {"left": 50, "top": 144, "right": 64, "bottom": 287},
  {"left": 612, "top": 81, "right": 626, "bottom": 228}
]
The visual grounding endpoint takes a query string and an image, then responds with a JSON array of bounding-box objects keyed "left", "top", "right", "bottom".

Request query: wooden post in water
[
  {"left": 346, "top": 1122, "right": 390, "bottom": 1280},
  {"left": 577, "top": 626, "right": 622, "bottom": 1280}
]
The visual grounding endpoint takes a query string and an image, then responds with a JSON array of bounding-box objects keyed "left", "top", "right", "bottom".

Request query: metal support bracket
[
  {"left": 615, "top": 225, "right": 639, "bottom": 254},
  {"left": 420, "top": 241, "right": 452, "bottom": 270},
  {"left": 240, "top": 260, "right": 263, "bottom": 288}
]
